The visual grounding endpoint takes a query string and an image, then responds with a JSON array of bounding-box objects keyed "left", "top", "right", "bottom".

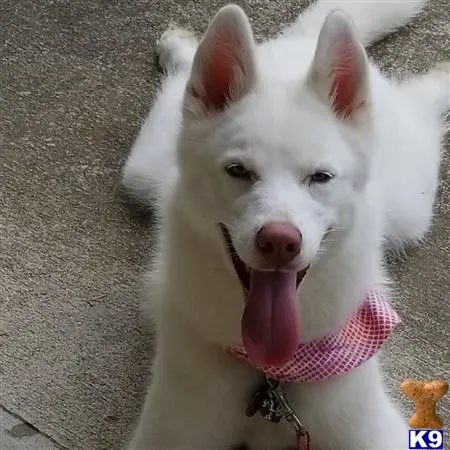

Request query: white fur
[{"left": 121, "top": 1, "right": 449, "bottom": 449}]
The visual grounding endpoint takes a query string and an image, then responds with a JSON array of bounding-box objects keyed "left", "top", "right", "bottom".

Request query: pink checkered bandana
[{"left": 230, "top": 291, "right": 400, "bottom": 383}]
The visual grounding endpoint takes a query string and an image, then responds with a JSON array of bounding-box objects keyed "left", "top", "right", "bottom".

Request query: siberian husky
[{"left": 121, "top": 0, "right": 449, "bottom": 448}]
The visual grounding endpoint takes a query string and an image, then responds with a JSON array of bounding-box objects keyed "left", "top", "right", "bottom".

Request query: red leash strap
[{"left": 297, "top": 430, "right": 311, "bottom": 450}]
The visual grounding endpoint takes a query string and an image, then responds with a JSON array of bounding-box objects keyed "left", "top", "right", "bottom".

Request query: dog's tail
[{"left": 282, "top": 0, "right": 427, "bottom": 47}]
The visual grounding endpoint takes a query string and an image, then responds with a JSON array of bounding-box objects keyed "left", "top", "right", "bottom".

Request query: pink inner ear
[
  {"left": 188, "top": 24, "right": 242, "bottom": 112},
  {"left": 329, "top": 40, "right": 362, "bottom": 118},
  {"left": 202, "top": 40, "right": 236, "bottom": 110}
]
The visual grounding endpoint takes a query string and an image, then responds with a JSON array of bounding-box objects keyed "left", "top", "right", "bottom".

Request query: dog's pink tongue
[{"left": 242, "top": 270, "right": 300, "bottom": 367}]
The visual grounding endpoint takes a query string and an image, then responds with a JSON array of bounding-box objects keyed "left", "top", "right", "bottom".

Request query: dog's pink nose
[{"left": 256, "top": 222, "right": 302, "bottom": 266}]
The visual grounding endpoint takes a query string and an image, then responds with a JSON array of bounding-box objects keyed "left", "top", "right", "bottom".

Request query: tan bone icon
[{"left": 401, "top": 379, "right": 448, "bottom": 429}]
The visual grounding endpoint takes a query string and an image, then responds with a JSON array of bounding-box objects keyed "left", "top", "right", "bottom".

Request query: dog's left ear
[
  {"left": 183, "top": 4, "right": 257, "bottom": 119},
  {"left": 307, "top": 10, "right": 370, "bottom": 122}
]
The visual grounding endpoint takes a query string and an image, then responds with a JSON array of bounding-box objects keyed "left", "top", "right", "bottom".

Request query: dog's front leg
[
  {"left": 342, "top": 392, "right": 409, "bottom": 449},
  {"left": 338, "top": 360, "right": 409, "bottom": 449},
  {"left": 125, "top": 350, "right": 250, "bottom": 450},
  {"left": 290, "top": 359, "right": 409, "bottom": 450}
]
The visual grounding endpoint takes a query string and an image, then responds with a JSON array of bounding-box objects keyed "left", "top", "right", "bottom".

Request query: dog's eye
[
  {"left": 309, "top": 171, "right": 334, "bottom": 184},
  {"left": 225, "top": 163, "right": 254, "bottom": 181}
]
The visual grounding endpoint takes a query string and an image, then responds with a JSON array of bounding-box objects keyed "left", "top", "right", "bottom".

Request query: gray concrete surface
[
  {"left": 0, "top": 1, "right": 448, "bottom": 449},
  {"left": 0, "top": 407, "right": 60, "bottom": 450}
]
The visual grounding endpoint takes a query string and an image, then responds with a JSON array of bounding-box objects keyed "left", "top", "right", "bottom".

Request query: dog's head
[{"left": 177, "top": 5, "right": 373, "bottom": 366}]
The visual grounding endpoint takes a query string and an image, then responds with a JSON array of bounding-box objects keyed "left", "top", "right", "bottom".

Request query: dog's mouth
[
  {"left": 221, "top": 225, "right": 309, "bottom": 290},
  {"left": 220, "top": 225, "right": 309, "bottom": 367}
]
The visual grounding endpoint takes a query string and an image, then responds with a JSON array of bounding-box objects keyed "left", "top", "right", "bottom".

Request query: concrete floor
[
  {"left": 0, "top": 1, "right": 448, "bottom": 449},
  {"left": 1, "top": 407, "right": 59, "bottom": 450}
]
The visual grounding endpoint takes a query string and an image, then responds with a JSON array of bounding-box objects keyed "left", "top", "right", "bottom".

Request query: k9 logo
[{"left": 408, "top": 429, "right": 444, "bottom": 449}]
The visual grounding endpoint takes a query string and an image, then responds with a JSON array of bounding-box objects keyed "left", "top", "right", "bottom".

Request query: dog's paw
[{"left": 157, "top": 25, "right": 198, "bottom": 72}]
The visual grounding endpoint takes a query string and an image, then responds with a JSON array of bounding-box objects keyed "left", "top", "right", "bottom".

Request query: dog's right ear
[{"left": 183, "top": 5, "right": 257, "bottom": 119}]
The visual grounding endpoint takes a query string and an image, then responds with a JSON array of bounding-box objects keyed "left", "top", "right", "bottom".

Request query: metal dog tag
[
  {"left": 246, "top": 377, "right": 311, "bottom": 448},
  {"left": 246, "top": 378, "right": 284, "bottom": 422}
]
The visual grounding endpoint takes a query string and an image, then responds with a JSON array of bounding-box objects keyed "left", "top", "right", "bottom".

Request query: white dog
[{"left": 121, "top": 0, "right": 449, "bottom": 448}]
